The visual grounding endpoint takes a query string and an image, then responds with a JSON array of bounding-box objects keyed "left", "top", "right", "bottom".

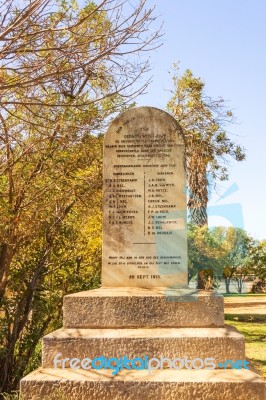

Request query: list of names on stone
[{"left": 102, "top": 107, "right": 187, "bottom": 288}]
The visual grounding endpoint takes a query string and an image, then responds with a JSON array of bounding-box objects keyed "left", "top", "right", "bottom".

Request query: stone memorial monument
[{"left": 21, "top": 107, "right": 265, "bottom": 399}]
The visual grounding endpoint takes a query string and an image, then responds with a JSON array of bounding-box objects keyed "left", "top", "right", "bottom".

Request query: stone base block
[
  {"left": 20, "top": 368, "right": 266, "bottom": 400},
  {"left": 42, "top": 325, "right": 245, "bottom": 368},
  {"left": 63, "top": 288, "right": 224, "bottom": 328}
]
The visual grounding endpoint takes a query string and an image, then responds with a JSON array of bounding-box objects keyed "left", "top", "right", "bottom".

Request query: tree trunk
[
  {"left": 237, "top": 279, "right": 243, "bottom": 294},
  {"left": 198, "top": 270, "right": 206, "bottom": 289},
  {"left": 225, "top": 277, "right": 231, "bottom": 294},
  {"left": 189, "top": 164, "right": 209, "bottom": 290},
  {"left": 0, "top": 243, "right": 14, "bottom": 298}
]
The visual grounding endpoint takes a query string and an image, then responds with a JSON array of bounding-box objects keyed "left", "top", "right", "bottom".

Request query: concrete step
[
  {"left": 20, "top": 368, "right": 266, "bottom": 400},
  {"left": 42, "top": 325, "right": 245, "bottom": 368},
  {"left": 63, "top": 287, "right": 224, "bottom": 328}
]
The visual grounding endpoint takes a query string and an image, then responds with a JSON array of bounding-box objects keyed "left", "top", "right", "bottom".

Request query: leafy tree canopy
[
  {"left": 167, "top": 65, "right": 246, "bottom": 226},
  {"left": 0, "top": 0, "right": 162, "bottom": 393}
]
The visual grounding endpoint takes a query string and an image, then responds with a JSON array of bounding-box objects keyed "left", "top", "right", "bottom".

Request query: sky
[{"left": 135, "top": 0, "right": 266, "bottom": 240}]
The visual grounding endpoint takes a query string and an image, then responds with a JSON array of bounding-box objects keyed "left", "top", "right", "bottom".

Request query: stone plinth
[
  {"left": 21, "top": 287, "right": 265, "bottom": 399},
  {"left": 63, "top": 288, "right": 224, "bottom": 328},
  {"left": 42, "top": 326, "right": 245, "bottom": 368},
  {"left": 20, "top": 287, "right": 266, "bottom": 399},
  {"left": 20, "top": 368, "right": 266, "bottom": 400}
]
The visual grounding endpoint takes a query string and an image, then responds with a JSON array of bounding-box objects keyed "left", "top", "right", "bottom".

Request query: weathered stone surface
[
  {"left": 63, "top": 288, "right": 224, "bottom": 328},
  {"left": 102, "top": 107, "right": 187, "bottom": 288},
  {"left": 42, "top": 326, "right": 245, "bottom": 368},
  {"left": 20, "top": 368, "right": 266, "bottom": 400}
]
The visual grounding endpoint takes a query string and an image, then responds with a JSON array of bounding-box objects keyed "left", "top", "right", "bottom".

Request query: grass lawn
[
  {"left": 225, "top": 313, "right": 266, "bottom": 378},
  {"left": 223, "top": 293, "right": 266, "bottom": 298},
  {"left": 223, "top": 294, "right": 266, "bottom": 296}
]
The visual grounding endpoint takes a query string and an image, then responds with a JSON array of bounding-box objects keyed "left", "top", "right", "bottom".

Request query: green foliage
[
  {"left": 225, "top": 314, "right": 266, "bottom": 378},
  {"left": 167, "top": 65, "right": 246, "bottom": 226},
  {"left": 1, "top": 391, "right": 19, "bottom": 400},
  {"left": 247, "top": 240, "right": 266, "bottom": 282},
  {"left": 188, "top": 225, "right": 251, "bottom": 290},
  {"left": 0, "top": 0, "right": 161, "bottom": 395},
  {"left": 0, "top": 132, "right": 103, "bottom": 392}
]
